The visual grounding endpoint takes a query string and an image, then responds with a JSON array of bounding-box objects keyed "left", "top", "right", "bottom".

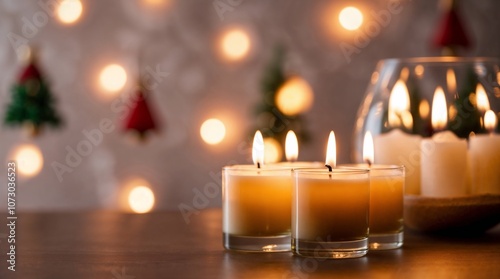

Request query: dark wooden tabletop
[{"left": 1, "top": 209, "right": 499, "bottom": 279}]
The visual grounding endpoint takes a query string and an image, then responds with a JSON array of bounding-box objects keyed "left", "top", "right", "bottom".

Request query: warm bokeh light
[
  {"left": 363, "top": 131, "right": 374, "bottom": 164},
  {"left": 419, "top": 99, "right": 430, "bottom": 119},
  {"left": 128, "top": 186, "right": 155, "bottom": 214},
  {"left": 431, "top": 86, "right": 448, "bottom": 131},
  {"left": 263, "top": 137, "right": 282, "bottom": 164},
  {"left": 388, "top": 80, "right": 410, "bottom": 127},
  {"left": 200, "top": 118, "right": 226, "bottom": 145},
  {"left": 339, "top": 6, "right": 363, "bottom": 31},
  {"left": 476, "top": 83, "right": 491, "bottom": 112},
  {"left": 252, "top": 131, "right": 264, "bottom": 166},
  {"left": 12, "top": 144, "right": 44, "bottom": 177},
  {"left": 325, "top": 131, "right": 336, "bottom": 167},
  {"left": 446, "top": 69, "right": 457, "bottom": 94},
  {"left": 285, "top": 130, "right": 298, "bottom": 162},
  {"left": 99, "top": 64, "right": 127, "bottom": 93},
  {"left": 484, "top": 110, "right": 497, "bottom": 133},
  {"left": 275, "top": 76, "right": 314, "bottom": 116},
  {"left": 57, "top": 0, "right": 83, "bottom": 25},
  {"left": 414, "top": 65, "right": 425, "bottom": 78},
  {"left": 220, "top": 28, "right": 251, "bottom": 61},
  {"left": 399, "top": 67, "right": 410, "bottom": 82}
]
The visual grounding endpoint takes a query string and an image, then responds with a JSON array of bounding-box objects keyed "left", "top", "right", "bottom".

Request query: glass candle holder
[
  {"left": 353, "top": 57, "right": 500, "bottom": 195},
  {"left": 292, "top": 168, "right": 370, "bottom": 259},
  {"left": 340, "top": 164, "right": 405, "bottom": 250},
  {"left": 222, "top": 166, "right": 292, "bottom": 252}
]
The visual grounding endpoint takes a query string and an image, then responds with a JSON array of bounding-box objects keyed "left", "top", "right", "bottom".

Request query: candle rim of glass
[
  {"left": 223, "top": 165, "right": 292, "bottom": 175},
  {"left": 380, "top": 56, "right": 499, "bottom": 65},
  {"left": 337, "top": 164, "right": 404, "bottom": 171},
  {"left": 292, "top": 167, "right": 369, "bottom": 175}
]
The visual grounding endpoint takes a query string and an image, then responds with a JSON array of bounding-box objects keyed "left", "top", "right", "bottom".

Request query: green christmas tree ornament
[
  {"left": 251, "top": 46, "right": 311, "bottom": 154},
  {"left": 4, "top": 50, "right": 63, "bottom": 137}
]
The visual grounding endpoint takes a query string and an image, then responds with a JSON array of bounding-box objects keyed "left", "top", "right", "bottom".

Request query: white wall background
[{"left": 0, "top": 0, "right": 499, "bottom": 211}]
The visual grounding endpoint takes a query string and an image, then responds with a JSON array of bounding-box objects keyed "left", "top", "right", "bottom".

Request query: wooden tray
[{"left": 404, "top": 194, "right": 500, "bottom": 234}]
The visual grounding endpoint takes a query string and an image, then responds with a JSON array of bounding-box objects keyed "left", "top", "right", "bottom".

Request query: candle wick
[
  {"left": 325, "top": 164, "right": 332, "bottom": 172},
  {"left": 365, "top": 159, "right": 372, "bottom": 167},
  {"left": 325, "top": 164, "right": 333, "bottom": 179},
  {"left": 257, "top": 162, "right": 261, "bottom": 169}
]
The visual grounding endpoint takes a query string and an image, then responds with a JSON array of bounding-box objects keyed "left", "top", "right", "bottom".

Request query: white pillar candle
[
  {"left": 469, "top": 110, "right": 500, "bottom": 194},
  {"left": 374, "top": 129, "right": 422, "bottom": 195},
  {"left": 421, "top": 131, "right": 469, "bottom": 197}
]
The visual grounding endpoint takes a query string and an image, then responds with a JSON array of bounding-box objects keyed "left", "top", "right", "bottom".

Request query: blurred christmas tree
[
  {"left": 252, "top": 46, "right": 311, "bottom": 155},
  {"left": 4, "top": 53, "right": 62, "bottom": 137}
]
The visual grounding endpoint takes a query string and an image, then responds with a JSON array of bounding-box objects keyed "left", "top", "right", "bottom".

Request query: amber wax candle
[
  {"left": 292, "top": 131, "right": 370, "bottom": 259},
  {"left": 292, "top": 168, "right": 370, "bottom": 258},
  {"left": 222, "top": 131, "right": 293, "bottom": 252},
  {"left": 341, "top": 132, "right": 405, "bottom": 250}
]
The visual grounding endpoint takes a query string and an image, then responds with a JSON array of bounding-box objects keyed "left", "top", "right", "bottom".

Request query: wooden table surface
[{"left": 1, "top": 209, "right": 499, "bottom": 279}]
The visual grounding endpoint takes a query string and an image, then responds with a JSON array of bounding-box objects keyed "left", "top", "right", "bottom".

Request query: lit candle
[
  {"left": 272, "top": 130, "right": 322, "bottom": 168},
  {"left": 222, "top": 131, "right": 293, "bottom": 252},
  {"left": 286, "top": 130, "right": 298, "bottom": 162},
  {"left": 420, "top": 87, "right": 469, "bottom": 197},
  {"left": 469, "top": 110, "right": 500, "bottom": 194},
  {"left": 363, "top": 132, "right": 404, "bottom": 250},
  {"left": 292, "top": 131, "right": 370, "bottom": 258},
  {"left": 374, "top": 80, "right": 422, "bottom": 195}
]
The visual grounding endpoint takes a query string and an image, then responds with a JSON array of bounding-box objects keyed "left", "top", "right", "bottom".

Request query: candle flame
[
  {"left": 476, "top": 83, "right": 491, "bottom": 112},
  {"left": 431, "top": 86, "right": 448, "bottom": 131},
  {"left": 252, "top": 131, "right": 264, "bottom": 167},
  {"left": 388, "top": 79, "right": 410, "bottom": 127},
  {"left": 285, "top": 130, "right": 299, "bottom": 162},
  {"left": 363, "top": 131, "right": 374, "bottom": 165},
  {"left": 484, "top": 110, "right": 497, "bottom": 133},
  {"left": 325, "top": 131, "right": 336, "bottom": 168}
]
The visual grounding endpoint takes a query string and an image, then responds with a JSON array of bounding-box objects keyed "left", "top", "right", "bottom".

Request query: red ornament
[
  {"left": 433, "top": 2, "right": 471, "bottom": 54},
  {"left": 123, "top": 86, "right": 160, "bottom": 141}
]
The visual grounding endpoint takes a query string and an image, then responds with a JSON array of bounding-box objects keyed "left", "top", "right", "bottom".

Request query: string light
[
  {"left": 200, "top": 118, "right": 226, "bottom": 145},
  {"left": 12, "top": 144, "right": 44, "bottom": 177},
  {"left": 99, "top": 64, "right": 127, "bottom": 93},
  {"left": 263, "top": 138, "right": 282, "bottom": 163},
  {"left": 128, "top": 185, "right": 155, "bottom": 214},
  {"left": 57, "top": 0, "right": 83, "bottom": 25},
  {"left": 275, "top": 77, "right": 314, "bottom": 116},
  {"left": 219, "top": 28, "right": 251, "bottom": 61},
  {"left": 339, "top": 7, "right": 363, "bottom": 31}
]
